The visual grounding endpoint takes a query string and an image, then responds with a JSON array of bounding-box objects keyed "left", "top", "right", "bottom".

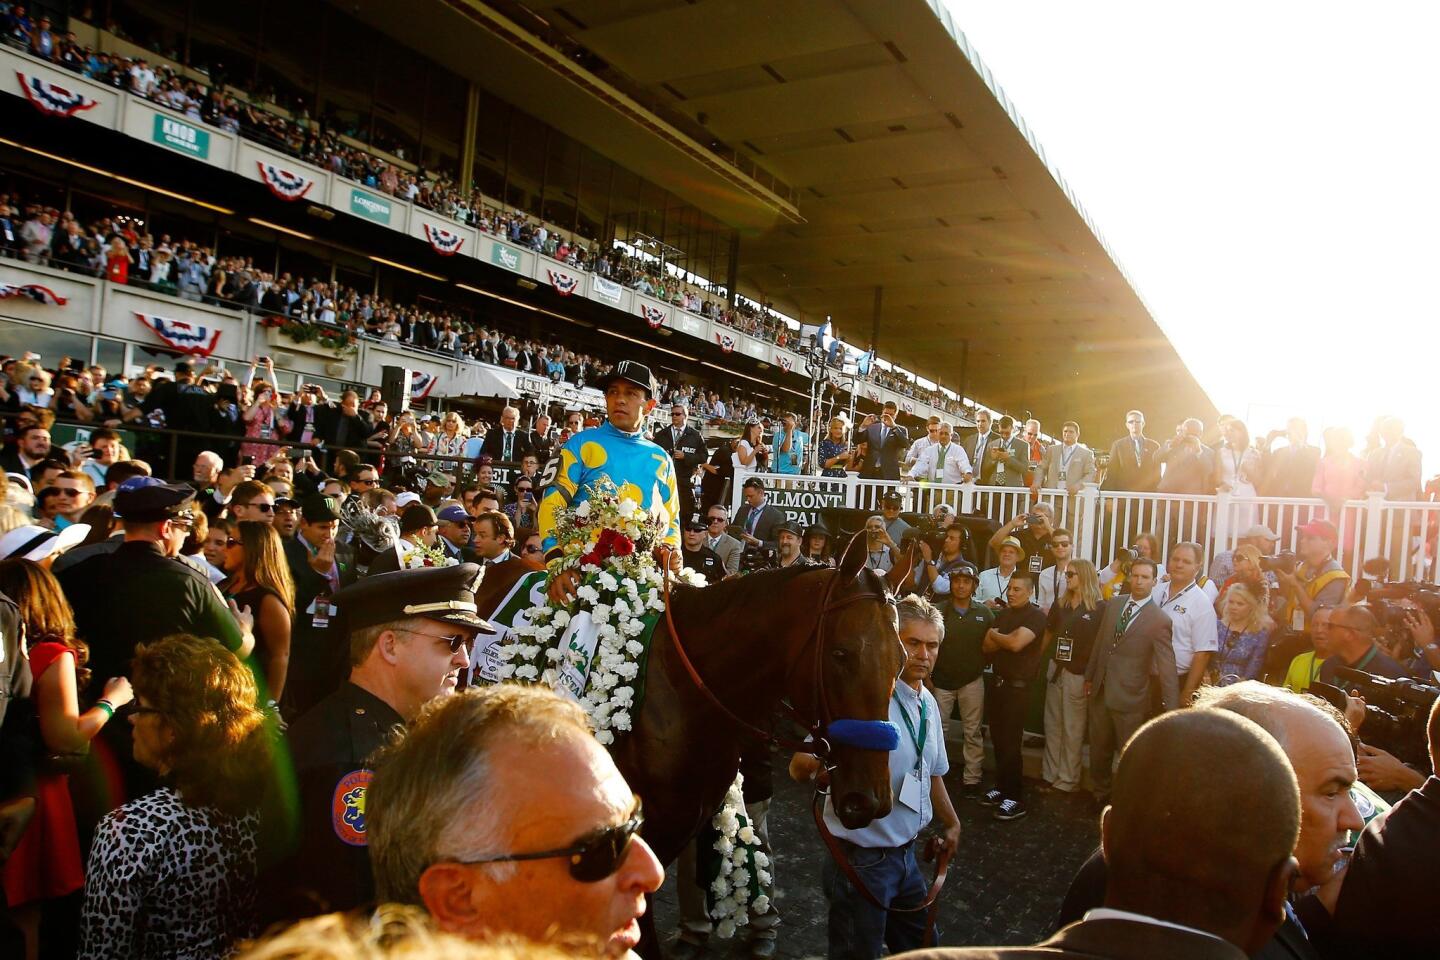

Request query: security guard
[
  {"left": 282, "top": 492, "right": 356, "bottom": 717},
  {"left": 539, "top": 359, "right": 681, "bottom": 604},
  {"left": 262, "top": 562, "right": 492, "bottom": 923},
  {"left": 680, "top": 513, "right": 724, "bottom": 583}
]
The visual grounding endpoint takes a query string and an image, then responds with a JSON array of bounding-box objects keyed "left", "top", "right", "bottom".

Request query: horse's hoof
[{"left": 748, "top": 939, "right": 777, "bottom": 960}]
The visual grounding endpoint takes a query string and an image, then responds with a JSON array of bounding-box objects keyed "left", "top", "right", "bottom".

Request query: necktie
[
  {"left": 673, "top": 428, "right": 680, "bottom": 446},
  {"left": 935, "top": 445, "right": 947, "bottom": 479},
  {"left": 1117, "top": 600, "right": 1138, "bottom": 636},
  {"left": 1135, "top": 439, "right": 1143, "bottom": 467},
  {"left": 746, "top": 507, "right": 761, "bottom": 536},
  {"left": 503, "top": 432, "right": 513, "bottom": 460}
]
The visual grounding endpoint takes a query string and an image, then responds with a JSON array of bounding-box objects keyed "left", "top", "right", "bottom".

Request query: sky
[{"left": 940, "top": 1, "right": 1439, "bottom": 471}]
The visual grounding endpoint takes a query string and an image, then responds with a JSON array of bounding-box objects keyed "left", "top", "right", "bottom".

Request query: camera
[
  {"left": 1024, "top": 513, "right": 1045, "bottom": 527},
  {"left": 1259, "top": 551, "right": 1299, "bottom": 575},
  {"left": 1312, "top": 667, "right": 1440, "bottom": 767},
  {"left": 1363, "top": 581, "right": 1440, "bottom": 653},
  {"left": 739, "top": 544, "right": 778, "bottom": 574}
]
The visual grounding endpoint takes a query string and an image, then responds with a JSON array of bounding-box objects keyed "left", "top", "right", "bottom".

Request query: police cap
[
  {"left": 333, "top": 562, "right": 494, "bottom": 633},
  {"left": 115, "top": 479, "right": 196, "bottom": 522}
]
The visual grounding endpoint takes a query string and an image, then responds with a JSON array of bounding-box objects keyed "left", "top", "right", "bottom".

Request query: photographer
[
  {"left": 988, "top": 502, "right": 1056, "bottom": 576},
  {"left": 915, "top": 523, "right": 972, "bottom": 599},
  {"left": 1322, "top": 606, "right": 1408, "bottom": 685},
  {"left": 1277, "top": 520, "right": 1351, "bottom": 629},
  {"left": 862, "top": 515, "right": 896, "bottom": 573}
]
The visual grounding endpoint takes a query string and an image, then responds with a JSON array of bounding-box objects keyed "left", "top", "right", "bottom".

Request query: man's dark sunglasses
[
  {"left": 453, "top": 802, "right": 643, "bottom": 882},
  {"left": 353, "top": 477, "right": 378, "bottom": 486},
  {"left": 243, "top": 502, "right": 275, "bottom": 513}
]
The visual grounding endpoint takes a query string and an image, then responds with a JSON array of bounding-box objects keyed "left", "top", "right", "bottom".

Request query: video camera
[
  {"left": 739, "top": 543, "right": 778, "bottom": 574},
  {"left": 1312, "top": 666, "right": 1440, "bottom": 767},
  {"left": 1258, "top": 551, "right": 1299, "bottom": 575},
  {"left": 1355, "top": 580, "right": 1440, "bottom": 656}
]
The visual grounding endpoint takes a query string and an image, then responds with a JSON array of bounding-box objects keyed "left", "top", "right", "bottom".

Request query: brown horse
[{"left": 472, "top": 535, "right": 911, "bottom": 868}]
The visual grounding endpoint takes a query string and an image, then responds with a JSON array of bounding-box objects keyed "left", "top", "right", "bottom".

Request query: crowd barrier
[{"left": 730, "top": 470, "right": 1440, "bottom": 585}]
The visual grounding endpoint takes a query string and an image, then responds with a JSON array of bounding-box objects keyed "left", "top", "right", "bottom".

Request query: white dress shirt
[{"left": 907, "top": 442, "right": 974, "bottom": 484}]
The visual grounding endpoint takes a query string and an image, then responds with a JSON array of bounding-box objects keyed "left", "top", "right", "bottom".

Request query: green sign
[
  {"left": 490, "top": 242, "right": 522, "bottom": 272},
  {"left": 349, "top": 190, "right": 392, "bottom": 224},
  {"left": 152, "top": 114, "right": 209, "bottom": 159}
]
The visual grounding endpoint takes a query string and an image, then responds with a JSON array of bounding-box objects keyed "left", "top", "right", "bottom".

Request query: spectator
[
  {"left": 1040, "top": 422, "right": 1097, "bottom": 494},
  {"left": 1216, "top": 418, "right": 1262, "bottom": 500},
  {"left": 79, "top": 635, "right": 274, "bottom": 960},
  {"left": 979, "top": 415, "right": 1026, "bottom": 488},
  {"left": 319, "top": 390, "right": 372, "bottom": 451},
  {"left": 1275, "top": 520, "right": 1350, "bottom": 630},
  {"left": 733, "top": 477, "right": 784, "bottom": 552},
  {"left": 242, "top": 376, "right": 286, "bottom": 464},
  {"left": 1213, "top": 583, "right": 1274, "bottom": 685},
  {"left": 1157, "top": 418, "right": 1218, "bottom": 494},
  {"left": 0, "top": 424, "right": 52, "bottom": 481},
  {"left": 855, "top": 401, "right": 908, "bottom": 481},
  {"left": 817, "top": 416, "right": 855, "bottom": 478},
  {"left": 1085, "top": 558, "right": 1177, "bottom": 804},
  {"left": 915, "top": 522, "right": 972, "bottom": 599},
  {"left": 1154, "top": 541, "right": 1220, "bottom": 707},
  {"left": 879, "top": 491, "right": 913, "bottom": 545},
  {"left": 79, "top": 428, "right": 124, "bottom": 489},
  {"left": 906, "top": 421, "right": 972, "bottom": 485},
  {"left": 504, "top": 477, "right": 538, "bottom": 534},
  {"left": 46, "top": 470, "right": 96, "bottom": 530},
  {"left": 933, "top": 562, "right": 993, "bottom": 796},
  {"left": 771, "top": 411, "right": 807, "bottom": 475},
  {"left": 862, "top": 514, "right": 896, "bottom": 573},
  {"left": 981, "top": 572, "right": 1048, "bottom": 820},
  {"left": 228, "top": 479, "right": 278, "bottom": 524},
  {"left": 219, "top": 519, "right": 296, "bottom": 704},
  {"left": 702, "top": 504, "right": 742, "bottom": 576},
  {"left": 479, "top": 406, "right": 530, "bottom": 463},
  {"left": 961, "top": 409, "right": 994, "bottom": 476},
  {"left": 0, "top": 559, "right": 132, "bottom": 960},
  {"left": 1035, "top": 527, "right": 1074, "bottom": 613},
  {"left": 1208, "top": 523, "right": 1280, "bottom": 584},
  {"left": 977, "top": 536, "right": 1024, "bottom": 606},
  {"left": 367, "top": 684, "right": 663, "bottom": 955},
  {"left": 1041, "top": 559, "right": 1101, "bottom": 794},
  {"left": 732, "top": 419, "right": 766, "bottom": 474},
  {"left": 469, "top": 510, "right": 515, "bottom": 565},
  {"left": 1312, "top": 426, "right": 1365, "bottom": 555},
  {"left": 429, "top": 411, "right": 469, "bottom": 460},
  {"left": 1365, "top": 415, "right": 1423, "bottom": 501},
  {"left": 790, "top": 596, "right": 959, "bottom": 958},
  {"left": 1283, "top": 605, "right": 1335, "bottom": 695},
  {"left": 1319, "top": 605, "right": 1409, "bottom": 683},
  {"left": 653, "top": 403, "right": 707, "bottom": 521},
  {"left": 1099, "top": 530, "right": 1166, "bottom": 599},
  {"left": 1260, "top": 418, "right": 1321, "bottom": 497},
  {"left": 904, "top": 417, "right": 941, "bottom": 474}
]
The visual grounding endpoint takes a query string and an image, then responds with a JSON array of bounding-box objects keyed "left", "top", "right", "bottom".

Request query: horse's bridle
[{"left": 658, "top": 556, "right": 897, "bottom": 760}]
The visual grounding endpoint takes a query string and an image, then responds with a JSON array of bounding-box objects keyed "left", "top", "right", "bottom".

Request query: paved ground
[{"left": 652, "top": 744, "right": 1100, "bottom": 959}]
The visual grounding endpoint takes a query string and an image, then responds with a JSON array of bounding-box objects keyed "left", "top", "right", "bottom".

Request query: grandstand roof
[{"left": 358, "top": 0, "right": 1215, "bottom": 432}]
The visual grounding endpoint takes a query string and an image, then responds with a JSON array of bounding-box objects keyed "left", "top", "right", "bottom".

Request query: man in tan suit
[
  {"left": 894, "top": 709, "right": 1301, "bottom": 960},
  {"left": 1041, "top": 421, "right": 1099, "bottom": 494},
  {"left": 1084, "top": 557, "right": 1177, "bottom": 803}
]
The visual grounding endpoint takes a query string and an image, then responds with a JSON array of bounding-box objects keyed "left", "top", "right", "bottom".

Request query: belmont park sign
[{"left": 758, "top": 475, "right": 848, "bottom": 530}]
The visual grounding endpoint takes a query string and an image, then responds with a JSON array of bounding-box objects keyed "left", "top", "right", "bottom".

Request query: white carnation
[
  {"left": 575, "top": 500, "right": 592, "bottom": 518},
  {"left": 737, "top": 825, "right": 756, "bottom": 844}
]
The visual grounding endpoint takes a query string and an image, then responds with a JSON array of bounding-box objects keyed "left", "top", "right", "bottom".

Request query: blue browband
[{"left": 827, "top": 719, "right": 901, "bottom": 752}]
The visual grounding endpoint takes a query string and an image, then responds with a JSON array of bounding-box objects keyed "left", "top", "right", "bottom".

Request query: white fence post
[
  {"left": 1361, "top": 490, "right": 1387, "bottom": 564},
  {"left": 1211, "top": 489, "right": 1233, "bottom": 558},
  {"left": 1077, "top": 482, "right": 1101, "bottom": 560}
]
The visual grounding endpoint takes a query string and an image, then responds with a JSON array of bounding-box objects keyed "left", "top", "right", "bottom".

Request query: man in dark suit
[
  {"left": 856, "top": 401, "right": 910, "bottom": 480},
  {"left": 525, "top": 413, "right": 555, "bottom": 466},
  {"left": 960, "top": 408, "right": 995, "bottom": 477},
  {"left": 480, "top": 405, "right": 533, "bottom": 464},
  {"left": 1102, "top": 410, "right": 1163, "bottom": 492},
  {"left": 732, "top": 477, "right": 785, "bottom": 552},
  {"left": 897, "top": 709, "right": 1301, "bottom": 960},
  {"left": 0, "top": 422, "right": 53, "bottom": 480},
  {"left": 1084, "top": 557, "right": 1176, "bottom": 803},
  {"left": 283, "top": 493, "right": 358, "bottom": 717},
  {"left": 653, "top": 401, "right": 708, "bottom": 524},
  {"left": 318, "top": 389, "right": 373, "bottom": 451}
]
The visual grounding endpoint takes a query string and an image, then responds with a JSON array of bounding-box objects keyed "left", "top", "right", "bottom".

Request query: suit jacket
[
  {"left": 1102, "top": 436, "right": 1163, "bottom": 492},
  {"left": 1042, "top": 443, "right": 1099, "bottom": 489},
  {"left": 1085, "top": 595, "right": 1178, "bottom": 714},
  {"left": 1365, "top": 441, "right": 1423, "bottom": 501},
  {"left": 707, "top": 532, "right": 743, "bottom": 576},
  {"left": 732, "top": 502, "right": 786, "bottom": 550},
  {"left": 480, "top": 429, "right": 534, "bottom": 464},
  {"left": 653, "top": 424, "right": 708, "bottom": 481},
  {"left": 895, "top": 916, "right": 1249, "bottom": 960},
  {"left": 856, "top": 422, "right": 910, "bottom": 480},
  {"left": 1157, "top": 439, "right": 1219, "bottom": 494},
  {"left": 981, "top": 436, "right": 1029, "bottom": 487},
  {"left": 962, "top": 430, "right": 995, "bottom": 476}
]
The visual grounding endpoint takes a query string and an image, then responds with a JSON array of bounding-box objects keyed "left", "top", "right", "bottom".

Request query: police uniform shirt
[
  {"left": 267, "top": 682, "right": 403, "bottom": 919},
  {"left": 1154, "top": 579, "right": 1220, "bottom": 674},
  {"left": 681, "top": 544, "right": 723, "bottom": 584}
]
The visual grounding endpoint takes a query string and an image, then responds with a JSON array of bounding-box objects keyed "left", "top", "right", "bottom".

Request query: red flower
[{"left": 610, "top": 533, "right": 635, "bottom": 557}]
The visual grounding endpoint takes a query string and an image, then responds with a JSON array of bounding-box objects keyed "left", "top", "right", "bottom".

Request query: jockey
[{"left": 539, "top": 359, "right": 681, "bottom": 603}]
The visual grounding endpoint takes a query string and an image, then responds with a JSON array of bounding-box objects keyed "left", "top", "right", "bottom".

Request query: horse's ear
[
  {"left": 838, "top": 529, "right": 867, "bottom": 580},
  {"left": 885, "top": 541, "right": 917, "bottom": 595}
]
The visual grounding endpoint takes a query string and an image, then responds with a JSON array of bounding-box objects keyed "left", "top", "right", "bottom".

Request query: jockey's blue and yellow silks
[{"left": 539, "top": 421, "right": 681, "bottom": 560}]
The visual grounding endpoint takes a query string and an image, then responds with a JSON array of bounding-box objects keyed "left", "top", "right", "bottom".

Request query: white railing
[{"left": 731, "top": 470, "right": 1440, "bottom": 585}]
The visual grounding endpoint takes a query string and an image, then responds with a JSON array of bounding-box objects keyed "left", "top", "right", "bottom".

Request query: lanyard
[
  {"left": 1059, "top": 444, "right": 1077, "bottom": 474},
  {"left": 892, "top": 690, "right": 927, "bottom": 772}
]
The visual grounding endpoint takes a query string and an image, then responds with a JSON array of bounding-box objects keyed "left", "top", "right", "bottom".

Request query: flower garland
[
  {"left": 261, "top": 314, "right": 359, "bottom": 357},
  {"left": 400, "top": 541, "right": 457, "bottom": 569},
  {"left": 705, "top": 773, "right": 771, "bottom": 938}
]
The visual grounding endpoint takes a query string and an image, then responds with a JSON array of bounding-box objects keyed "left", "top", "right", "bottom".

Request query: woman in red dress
[
  {"left": 0, "top": 559, "right": 132, "bottom": 960},
  {"left": 103, "top": 236, "right": 131, "bottom": 285}
]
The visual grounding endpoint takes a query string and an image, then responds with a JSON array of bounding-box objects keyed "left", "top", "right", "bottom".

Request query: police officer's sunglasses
[{"left": 452, "top": 800, "right": 644, "bottom": 882}]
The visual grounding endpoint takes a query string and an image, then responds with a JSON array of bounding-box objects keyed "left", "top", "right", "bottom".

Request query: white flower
[
  {"left": 617, "top": 499, "right": 638, "bottom": 519},
  {"left": 732, "top": 867, "right": 751, "bottom": 887},
  {"left": 757, "top": 869, "right": 771, "bottom": 887},
  {"left": 591, "top": 603, "right": 611, "bottom": 623},
  {"left": 545, "top": 647, "right": 563, "bottom": 662},
  {"left": 515, "top": 665, "right": 539, "bottom": 680},
  {"left": 737, "top": 825, "right": 756, "bottom": 844},
  {"left": 598, "top": 572, "right": 619, "bottom": 592},
  {"left": 714, "top": 837, "right": 734, "bottom": 857},
  {"left": 615, "top": 661, "right": 639, "bottom": 680},
  {"left": 595, "top": 729, "right": 615, "bottom": 745},
  {"left": 625, "top": 639, "right": 645, "bottom": 656},
  {"left": 494, "top": 664, "right": 516, "bottom": 679},
  {"left": 753, "top": 852, "right": 770, "bottom": 869},
  {"left": 551, "top": 609, "right": 571, "bottom": 628},
  {"left": 575, "top": 500, "right": 592, "bottom": 518},
  {"left": 710, "top": 877, "right": 729, "bottom": 897},
  {"left": 751, "top": 895, "right": 771, "bottom": 914},
  {"left": 715, "top": 919, "right": 736, "bottom": 940},
  {"left": 611, "top": 686, "right": 635, "bottom": 705},
  {"left": 612, "top": 710, "right": 632, "bottom": 731}
]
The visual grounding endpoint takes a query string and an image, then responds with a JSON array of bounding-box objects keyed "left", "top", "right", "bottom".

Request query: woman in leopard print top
[{"left": 79, "top": 635, "right": 275, "bottom": 960}]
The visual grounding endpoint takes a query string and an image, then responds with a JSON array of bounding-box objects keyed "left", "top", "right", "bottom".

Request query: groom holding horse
[{"left": 537, "top": 358, "right": 682, "bottom": 604}]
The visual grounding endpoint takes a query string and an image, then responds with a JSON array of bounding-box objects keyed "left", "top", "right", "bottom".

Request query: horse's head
[{"left": 806, "top": 533, "right": 908, "bottom": 828}]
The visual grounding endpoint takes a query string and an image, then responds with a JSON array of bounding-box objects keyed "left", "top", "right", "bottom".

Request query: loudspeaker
[{"left": 381, "top": 365, "right": 411, "bottom": 414}]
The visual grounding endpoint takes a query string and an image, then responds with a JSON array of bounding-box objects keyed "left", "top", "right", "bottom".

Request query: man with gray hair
[
  {"left": 367, "top": 684, "right": 664, "bottom": 956},
  {"left": 481, "top": 405, "right": 532, "bottom": 463}
]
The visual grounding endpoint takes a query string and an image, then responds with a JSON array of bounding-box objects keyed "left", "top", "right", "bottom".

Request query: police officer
[
  {"left": 262, "top": 562, "right": 492, "bottom": 923},
  {"left": 680, "top": 513, "right": 723, "bottom": 583}
]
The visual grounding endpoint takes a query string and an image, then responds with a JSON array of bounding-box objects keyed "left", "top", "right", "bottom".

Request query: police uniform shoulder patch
[{"left": 332, "top": 769, "right": 374, "bottom": 846}]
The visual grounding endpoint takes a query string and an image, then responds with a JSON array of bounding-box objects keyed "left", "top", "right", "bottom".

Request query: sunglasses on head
[{"left": 454, "top": 801, "right": 644, "bottom": 883}]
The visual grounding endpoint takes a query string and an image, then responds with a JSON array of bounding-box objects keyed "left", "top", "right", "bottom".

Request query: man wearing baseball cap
[
  {"left": 1276, "top": 520, "right": 1350, "bottom": 629},
  {"left": 283, "top": 493, "right": 356, "bottom": 716},
  {"left": 263, "top": 563, "right": 493, "bottom": 924},
  {"left": 538, "top": 359, "right": 681, "bottom": 604},
  {"left": 934, "top": 562, "right": 994, "bottom": 796},
  {"left": 436, "top": 504, "right": 475, "bottom": 563},
  {"left": 680, "top": 513, "right": 724, "bottom": 583},
  {"left": 1208, "top": 523, "right": 1281, "bottom": 584}
]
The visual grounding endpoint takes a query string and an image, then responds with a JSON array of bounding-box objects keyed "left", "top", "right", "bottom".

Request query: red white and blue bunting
[
  {"left": 865, "top": 388, "right": 881, "bottom": 403},
  {"left": 423, "top": 224, "right": 465, "bottom": 256},
  {"left": 410, "top": 371, "right": 439, "bottom": 400},
  {"left": 547, "top": 269, "right": 580, "bottom": 296},
  {"left": 135, "top": 312, "right": 221, "bottom": 357},
  {"left": 0, "top": 283, "right": 68, "bottom": 306},
  {"left": 775, "top": 353, "right": 793, "bottom": 373},
  {"left": 715, "top": 332, "right": 737, "bottom": 354},
  {"left": 15, "top": 71, "right": 99, "bottom": 117},
  {"left": 901, "top": 400, "right": 915, "bottom": 415},
  {"left": 256, "top": 162, "right": 315, "bottom": 201},
  {"left": 641, "top": 305, "right": 667, "bottom": 329}
]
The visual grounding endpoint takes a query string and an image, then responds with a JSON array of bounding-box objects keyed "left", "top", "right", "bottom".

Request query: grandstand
[{"left": 0, "top": 0, "right": 1212, "bottom": 434}]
